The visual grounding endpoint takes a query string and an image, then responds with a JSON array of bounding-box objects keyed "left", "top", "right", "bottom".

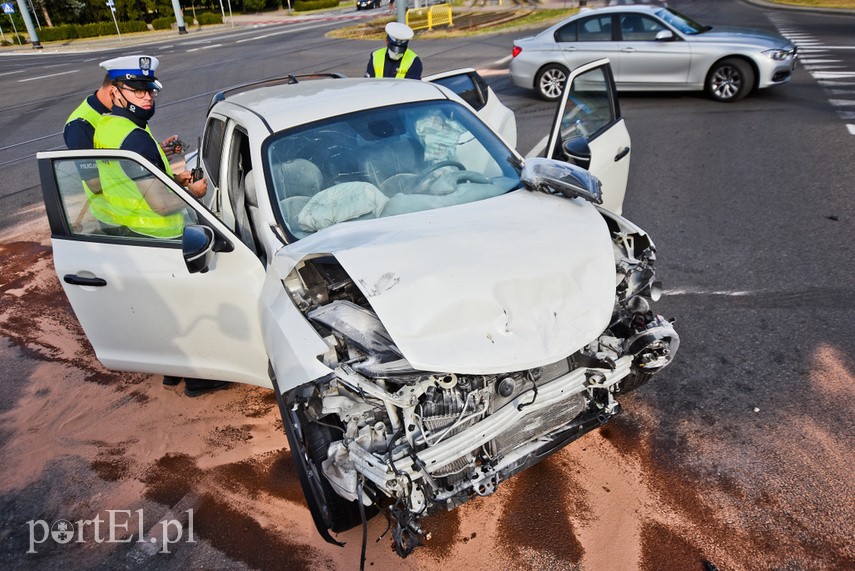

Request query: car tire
[
  {"left": 535, "top": 64, "right": 569, "bottom": 102},
  {"left": 283, "top": 406, "right": 370, "bottom": 535},
  {"left": 617, "top": 370, "right": 653, "bottom": 394},
  {"left": 705, "top": 58, "right": 755, "bottom": 102}
]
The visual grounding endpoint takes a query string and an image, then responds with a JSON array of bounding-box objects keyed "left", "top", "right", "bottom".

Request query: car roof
[
  {"left": 213, "top": 77, "right": 452, "bottom": 133},
  {"left": 575, "top": 5, "right": 667, "bottom": 16}
]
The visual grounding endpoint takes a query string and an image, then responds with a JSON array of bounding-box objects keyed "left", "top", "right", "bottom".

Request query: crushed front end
[{"left": 275, "top": 207, "right": 678, "bottom": 557}]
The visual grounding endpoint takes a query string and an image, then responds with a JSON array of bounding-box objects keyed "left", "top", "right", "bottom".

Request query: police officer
[
  {"left": 64, "top": 57, "right": 183, "bottom": 228},
  {"left": 365, "top": 22, "right": 423, "bottom": 80},
  {"left": 64, "top": 57, "right": 182, "bottom": 153},
  {"left": 94, "top": 55, "right": 227, "bottom": 397},
  {"left": 93, "top": 54, "right": 207, "bottom": 239}
]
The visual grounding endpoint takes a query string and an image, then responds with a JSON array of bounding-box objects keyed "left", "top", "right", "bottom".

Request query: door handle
[
  {"left": 620, "top": 47, "right": 636, "bottom": 53},
  {"left": 64, "top": 274, "right": 107, "bottom": 287},
  {"left": 614, "top": 146, "right": 631, "bottom": 161}
]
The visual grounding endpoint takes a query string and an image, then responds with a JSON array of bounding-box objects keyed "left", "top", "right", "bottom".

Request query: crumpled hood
[
  {"left": 274, "top": 190, "right": 616, "bottom": 374},
  {"left": 691, "top": 27, "right": 793, "bottom": 49}
]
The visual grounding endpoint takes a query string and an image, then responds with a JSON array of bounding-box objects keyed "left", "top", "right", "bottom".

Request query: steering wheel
[{"left": 413, "top": 160, "right": 466, "bottom": 194}]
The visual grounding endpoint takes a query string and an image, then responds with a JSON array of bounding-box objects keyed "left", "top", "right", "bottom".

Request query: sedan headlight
[{"left": 764, "top": 48, "right": 792, "bottom": 61}]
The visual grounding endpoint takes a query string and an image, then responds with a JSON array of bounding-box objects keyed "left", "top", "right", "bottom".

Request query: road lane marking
[
  {"left": 187, "top": 43, "right": 223, "bottom": 52},
  {"left": 828, "top": 99, "right": 855, "bottom": 107},
  {"left": 234, "top": 21, "right": 331, "bottom": 43},
  {"left": 18, "top": 69, "right": 79, "bottom": 82},
  {"left": 812, "top": 71, "right": 855, "bottom": 79},
  {"left": 848, "top": 125, "right": 855, "bottom": 135},
  {"left": 0, "top": 70, "right": 25, "bottom": 77}
]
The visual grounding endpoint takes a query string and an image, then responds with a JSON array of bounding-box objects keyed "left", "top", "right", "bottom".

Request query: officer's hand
[
  {"left": 174, "top": 171, "right": 193, "bottom": 186},
  {"left": 161, "top": 135, "right": 181, "bottom": 156},
  {"left": 187, "top": 177, "right": 207, "bottom": 199}
]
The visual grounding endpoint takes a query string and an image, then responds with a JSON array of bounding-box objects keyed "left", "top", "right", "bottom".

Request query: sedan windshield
[
  {"left": 655, "top": 7, "right": 709, "bottom": 35},
  {"left": 264, "top": 100, "right": 521, "bottom": 239}
]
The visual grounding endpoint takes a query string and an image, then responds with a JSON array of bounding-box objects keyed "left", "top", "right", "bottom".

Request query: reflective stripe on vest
[
  {"left": 372, "top": 48, "right": 418, "bottom": 79},
  {"left": 94, "top": 115, "right": 183, "bottom": 239}
]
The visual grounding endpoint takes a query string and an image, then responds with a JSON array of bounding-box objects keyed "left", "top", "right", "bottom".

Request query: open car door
[
  {"left": 37, "top": 149, "right": 271, "bottom": 388},
  {"left": 424, "top": 68, "right": 517, "bottom": 148},
  {"left": 545, "top": 59, "right": 630, "bottom": 214}
]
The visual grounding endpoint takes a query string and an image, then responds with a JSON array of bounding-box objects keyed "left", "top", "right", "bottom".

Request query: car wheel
[
  {"left": 283, "top": 405, "right": 370, "bottom": 536},
  {"left": 616, "top": 370, "right": 653, "bottom": 394},
  {"left": 535, "top": 64, "right": 569, "bottom": 101},
  {"left": 706, "top": 58, "right": 755, "bottom": 102}
]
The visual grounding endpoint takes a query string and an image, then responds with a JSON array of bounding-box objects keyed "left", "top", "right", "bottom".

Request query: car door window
[
  {"left": 558, "top": 65, "right": 616, "bottom": 142},
  {"left": 428, "top": 72, "right": 487, "bottom": 111},
  {"left": 49, "top": 155, "right": 199, "bottom": 242},
  {"left": 577, "top": 16, "right": 614, "bottom": 42},
  {"left": 620, "top": 14, "right": 666, "bottom": 41},
  {"left": 203, "top": 117, "right": 227, "bottom": 188},
  {"left": 554, "top": 22, "right": 576, "bottom": 42}
]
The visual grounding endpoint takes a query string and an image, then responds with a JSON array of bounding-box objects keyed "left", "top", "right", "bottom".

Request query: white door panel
[
  {"left": 39, "top": 149, "right": 271, "bottom": 388},
  {"left": 586, "top": 119, "right": 630, "bottom": 214},
  {"left": 546, "top": 59, "right": 631, "bottom": 215}
]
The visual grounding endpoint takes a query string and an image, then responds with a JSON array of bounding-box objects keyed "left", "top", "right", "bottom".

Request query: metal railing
[{"left": 406, "top": 3, "right": 453, "bottom": 31}]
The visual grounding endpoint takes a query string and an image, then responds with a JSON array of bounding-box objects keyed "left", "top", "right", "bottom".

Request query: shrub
[
  {"left": 243, "top": 0, "right": 266, "bottom": 12},
  {"left": 151, "top": 17, "right": 174, "bottom": 30},
  {"left": 197, "top": 12, "right": 223, "bottom": 25},
  {"left": 38, "top": 24, "right": 79, "bottom": 42},
  {"left": 293, "top": 0, "right": 338, "bottom": 11},
  {"left": 120, "top": 20, "right": 148, "bottom": 33}
]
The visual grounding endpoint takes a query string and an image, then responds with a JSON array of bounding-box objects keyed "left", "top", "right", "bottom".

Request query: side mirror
[
  {"left": 520, "top": 157, "right": 603, "bottom": 205},
  {"left": 655, "top": 30, "right": 675, "bottom": 41},
  {"left": 562, "top": 135, "right": 592, "bottom": 170},
  {"left": 182, "top": 224, "right": 216, "bottom": 274}
]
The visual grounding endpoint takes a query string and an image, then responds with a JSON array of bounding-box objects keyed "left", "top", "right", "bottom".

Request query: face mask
[
  {"left": 387, "top": 38, "right": 407, "bottom": 61},
  {"left": 127, "top": 100, "right": 155, "bottom": 122}
]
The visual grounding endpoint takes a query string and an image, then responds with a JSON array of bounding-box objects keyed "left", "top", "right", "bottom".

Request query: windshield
[
  {"left": 264, "top": 100, "right": 520, "bottom": 239},
  {"left": 655, "top": 7, "right": 708, "bottom": 35}
]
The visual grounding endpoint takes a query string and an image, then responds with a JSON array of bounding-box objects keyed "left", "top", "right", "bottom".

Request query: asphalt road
[{"left": 0, "top": 0, "right": 853, "bottom": 568}]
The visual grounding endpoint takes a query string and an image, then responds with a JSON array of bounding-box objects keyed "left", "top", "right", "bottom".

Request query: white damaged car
[{"left": 38, "top": 62, "right": 678, "bottom": 556}]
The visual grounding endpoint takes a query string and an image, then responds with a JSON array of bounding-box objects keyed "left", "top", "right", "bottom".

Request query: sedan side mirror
[
  {"left": 521, "top": 157, "right": 603, "bottom": 205},
  {"left": 182, "top": 225, "right": 216, "bottom": 274},
  {"left": 562, "top": 135, "right": 592, "bottom": 170},
  {"left": 655, "top": 30, "right": 675, "bottom": 41}
]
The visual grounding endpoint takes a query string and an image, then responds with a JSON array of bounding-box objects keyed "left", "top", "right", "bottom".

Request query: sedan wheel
[
  {"left": 706, "top": 58, "right": 755, "bottom": 102},
  {"left": 535, "top": 64, "right": 568, "bottom": 102}
]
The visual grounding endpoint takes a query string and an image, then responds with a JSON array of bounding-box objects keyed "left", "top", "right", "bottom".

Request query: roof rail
[{"left": 208, "top": 73, "right": 348, "bottom": 112}]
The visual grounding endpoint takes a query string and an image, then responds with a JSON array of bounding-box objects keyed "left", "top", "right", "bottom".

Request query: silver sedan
[{"left": 509, "top": 5, "right": 798, "bottom": 102}]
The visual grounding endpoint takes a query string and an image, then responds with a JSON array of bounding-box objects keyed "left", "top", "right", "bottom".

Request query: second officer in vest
[
  {"left": 93, "top": 55, "right": 207, "bottom": 239},
  {"left": 365, "top": 22, "right": 423, "bottom": 80}
]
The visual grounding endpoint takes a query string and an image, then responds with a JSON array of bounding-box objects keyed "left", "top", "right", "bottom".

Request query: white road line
[
  {"left": 812, "top": 71, "right": 855, "bottom": 79},
  {"left": 187, "top": 43, "right": 223, "bottom": 52},
  {"left": 663, "top": 288, "right": 755, "bottom": 297},
  {"left": 526, "top": 135, "right": 548, "bottom": 159},
  {"left": 235, "top": 21, "right": 331, "bottom": 43},
  {"left": 800, "top": 59, "right": 842, "bottom": 64},
  {"left": 0, "top": 69, "right": 25, "bottom": 77},
  {"left": 491, "top": 55, "right": 512, "bottom": 66},
  {"left": 828, "top": 88, "right": 855, "bottom": 94},
  {"left": 819, "top": 80, "right": 855, "bottom": 87},
  {"left": 838, "top": 111, "right": 855, "bottom": 119},
  {"left": 804, "top": 64, "right": 847, "bottom": 70},
  {"left": 828, "top": 99, "right": 855, "bottom": 107},
  {"left": 18, "top": 69, "right": 79, "bottom": 83},
  {"left": 847, "top": 124, "right": 855, "bottom": 135}
]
